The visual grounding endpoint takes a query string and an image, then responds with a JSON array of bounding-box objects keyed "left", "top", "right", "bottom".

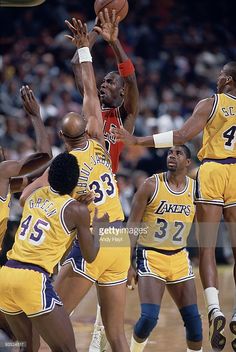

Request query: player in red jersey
[
  {"left": 70, "top": 8, "right": 139, "bottom": 173},
  {"left": 66, "top": 9, "right": 139, "bottom": 351}
]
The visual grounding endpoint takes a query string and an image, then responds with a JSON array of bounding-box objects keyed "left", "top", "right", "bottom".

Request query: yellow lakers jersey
[
  {"left": 8, "top": 186, "right": 76, "bottom": 274},
  {"left": 0, "top": 192, "right": 11, "bottom": 248},
  {"left": 70, "top": 139, "right": 124, "bottom": 222},
  {"left": 198, "top": 93, "right": 236, "bottom": 161},
  {"left": 138, "top": 172, "right": 195, "bottom": 250}
]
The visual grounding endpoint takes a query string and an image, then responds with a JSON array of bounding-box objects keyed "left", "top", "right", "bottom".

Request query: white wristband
[
  {"left": 78, "top": 47, "right": 92, "bottom": 63},
  {"left": 153, "top": 131, "right": 174, "bottom": 148}
]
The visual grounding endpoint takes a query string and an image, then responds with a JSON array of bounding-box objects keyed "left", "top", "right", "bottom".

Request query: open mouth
[
  {"left": 99, "top": 89, "right": 107, "bottom": 97},
  {"left": 168, "top": 161, "right": 177, "bottom": 167}
]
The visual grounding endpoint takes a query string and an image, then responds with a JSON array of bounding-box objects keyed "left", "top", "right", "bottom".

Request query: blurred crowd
[{"left": 0, "top": 0, "right": 235, "bottom": 253}]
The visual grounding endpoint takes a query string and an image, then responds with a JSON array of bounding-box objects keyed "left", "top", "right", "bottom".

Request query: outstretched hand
[
  {"left": 65, "top": 18, "right": 89, "bottom": 48},
  {"left": 77, "top": 191, "right": 95, "bottom": 206},
  {"left": 20, "top": 85, "right": 40, "bottom": 118},
  {"left": 94, "top": 8, "right": 120, "bottom": 44},
  {"left": 111, "top": 126, "right": 138, "bottom": 145}
]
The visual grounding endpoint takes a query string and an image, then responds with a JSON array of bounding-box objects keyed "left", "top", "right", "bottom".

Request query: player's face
[
  {"left": 217, "top": 67, "right": 230, "bottom": 93},
  {"left": 99, "top": 73, "right": 123, "bottom": 107},
  {"left": 167, "top": 147, "right": 190, "bottom": 172}
]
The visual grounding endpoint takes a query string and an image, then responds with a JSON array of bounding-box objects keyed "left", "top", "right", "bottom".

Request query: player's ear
[
  {"left": 186, "top": 158, "right": 191, "bottom": 167},
  {"left": 120, "top": 87, "right": 125, "bottom": 98},
  {"left": 226, "top": 75, "right": 233, "bottom": 84}
]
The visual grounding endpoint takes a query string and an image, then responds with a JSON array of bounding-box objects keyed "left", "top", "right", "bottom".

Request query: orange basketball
[{"left": 94, "top": 0, "right": 129, "bottom": 22}]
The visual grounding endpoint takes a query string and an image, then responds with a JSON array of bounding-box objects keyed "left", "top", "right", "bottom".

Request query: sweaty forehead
[
  {"left": 104, "top": 72, "right": 120, "bottom": 83},
  {"left": 169, "top": 146, "right": 183, "bottom": 153}
]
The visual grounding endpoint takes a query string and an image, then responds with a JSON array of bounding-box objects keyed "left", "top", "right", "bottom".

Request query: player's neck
[
  {"left": 222, "top": 87, "right": 236, "bottom": 97},
  {"left": 166, "top": 171, "right": 187, "bottom": 191},
  {"left": 66, "top": 136, "right": 88, "bottom": 151}
]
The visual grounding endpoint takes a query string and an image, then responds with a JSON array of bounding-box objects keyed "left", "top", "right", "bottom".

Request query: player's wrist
[
  {"left": 153, "top": 131, "right": 174, "bottom": 148},
  {"left": 77, "top": 47, "right": 92, "bottom": 63},
  {"left": 118, "top": 58, "right": 135, "bottom": 77}
]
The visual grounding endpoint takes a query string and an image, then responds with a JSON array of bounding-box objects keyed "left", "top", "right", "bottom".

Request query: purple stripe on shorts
[
  {"left": 5, "top": 260, "right": 49, "bottom": 276},
  {"left": 202, "top": 157, "right": 236, "bottom": 164}
]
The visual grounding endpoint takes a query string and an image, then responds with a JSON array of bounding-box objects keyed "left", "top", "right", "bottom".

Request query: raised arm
[
  {"left": 10, "top": 159, "right": 51, "bottom": 194},
  {"left": 0, "top": 87, "right": 52, "bottom": 197},
  {"left": 19, "top": 168, "right": 49, "bottom": 207},
  {"left": 95, "top": 9, "right": 139, "bottom": 133},
  {"left": 71, "top": 23, "right": 99, "bottom": 96},
  {"left": 65, "top": 18, "right": 105, "bottom": 146},
  {"left": 20, "top": 86, "right": 52, "bottom": 157},
  {"left": 113, "top": 97, "right": 214, "bottom": 148}
]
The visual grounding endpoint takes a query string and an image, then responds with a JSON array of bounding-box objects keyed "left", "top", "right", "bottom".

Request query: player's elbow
[{"left": 19, "top": 193, "right": 27, "bottom": 207}]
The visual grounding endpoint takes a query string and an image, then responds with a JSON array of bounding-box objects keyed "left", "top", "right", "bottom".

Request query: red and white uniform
[{"left": 102, "top": 107, "right": 124, "bottom": 173}]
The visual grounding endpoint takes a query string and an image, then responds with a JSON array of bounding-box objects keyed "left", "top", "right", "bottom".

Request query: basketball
[{"left": 94, "top": 0, "right": 129, "bottom": 22}]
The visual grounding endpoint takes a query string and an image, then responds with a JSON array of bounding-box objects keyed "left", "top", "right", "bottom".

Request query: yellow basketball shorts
[
  {"left": 136, "top": 247, "right": 194, "bottom": 284},
  {"left": 0, "top": 260, "right": 62, "bottom": 317},
  {"left": 195, "top": 161, "right": 236, "bottom": 208},
  {"left": 63, "top": 239, "right": 130, "bottom": 287}
]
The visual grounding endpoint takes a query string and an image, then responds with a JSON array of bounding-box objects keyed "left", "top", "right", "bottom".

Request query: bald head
[{"left": 61, "top": 112, "right": 86, "bottom": 139}]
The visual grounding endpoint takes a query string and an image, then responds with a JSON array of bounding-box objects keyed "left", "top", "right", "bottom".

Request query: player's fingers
[
  {"left": 104, "top": 8, "right": 110, "bottom": 23},
  {"left": 99, "top": 11, "right": 105, "bottom": 25},
  {"left": 20, "top": 86, "right": 26, "bottom": 99},
  {"left": 83, "top": 23, "right": 88, "bottom": 35},
  {"left": 72, "top": 18, "right": 79, "bottom": 30},
  {"left": 93, "top": 26, "right": 102, "bottom": 35},
  {"left": 65, "top": 20, "right": 77, "bottom": 34},
  {"left": 76, "top": 19, "right": 83, "bottom": 32},
  {"left": 112, "top": 9, "right": 116, "bottom": 24},
  {"left": 64, "top": 34, "right": 74, "bottom": 42},
  {"left": 115, "top": 15, "right": 121, "bottom": 26}
]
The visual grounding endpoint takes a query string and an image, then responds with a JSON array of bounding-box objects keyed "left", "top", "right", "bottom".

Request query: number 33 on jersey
[{"left": 70, "top": 139, "right": 124, "bottom": 223}]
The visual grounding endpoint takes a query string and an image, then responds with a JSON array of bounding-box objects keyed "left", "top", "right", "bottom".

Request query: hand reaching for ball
[
  {"left": 65, "top": 18, "right": 89, "bottom": 48},
  {"left": 94, "top": 8, "right": 120, "bottom": 44}
]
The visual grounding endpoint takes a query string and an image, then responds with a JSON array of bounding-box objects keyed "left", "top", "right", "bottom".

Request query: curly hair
[{"left": 48, "top": 152, "right": 79, "bottom": 195}]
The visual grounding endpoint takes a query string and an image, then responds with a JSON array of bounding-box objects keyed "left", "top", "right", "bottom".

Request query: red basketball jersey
[{"left": 102, "top": 107, "right": 124, "bottom": 173}]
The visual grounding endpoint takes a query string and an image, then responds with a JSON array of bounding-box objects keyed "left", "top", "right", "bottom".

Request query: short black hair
[
  {"left": 108, "top": 71, "right": 124, "bottom": 87},
  {"left": 179, "top": 145, "right": 191, "bottom": 159},
  {"left": 48, "top": 153, "right": 79, "bottom": 195}
]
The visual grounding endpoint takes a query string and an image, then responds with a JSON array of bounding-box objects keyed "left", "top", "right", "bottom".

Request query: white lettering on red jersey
[{"left": 102, "top": 107, "right": 124, "bottom": 173}]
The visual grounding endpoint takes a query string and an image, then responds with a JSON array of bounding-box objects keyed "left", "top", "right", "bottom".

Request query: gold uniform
[
  {"left": 137, "top": 172, "right": 195, "bottom": 284},
  {"left": 64, "top": 139, "right": 130, "bottom": 286},
  {"left": 196, "top": 93, "right": 236, "bottom": 207},
  {"left": 0, "top": 192, "right": 11, "bottom": 249},
  {"left": 0, "top": 186, "right": 76, "bottom": 317}
]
